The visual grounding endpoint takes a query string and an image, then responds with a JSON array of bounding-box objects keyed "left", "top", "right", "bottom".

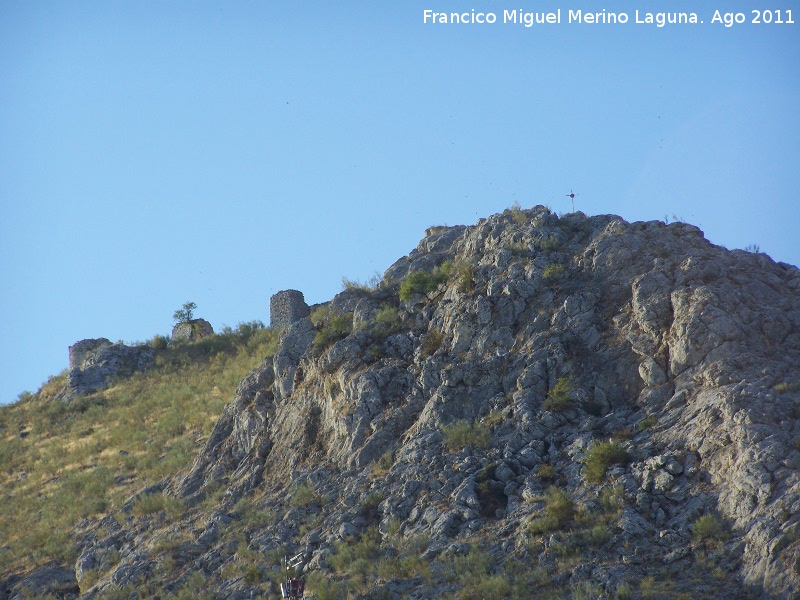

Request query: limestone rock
[
  {"left": 64, "top": 206, "right": 800, "bottom": 599},
  {"left": 170, "top": 318, "right": 214, "bottom": 342},
  {"left": 6, "top": 565, "right": 79, "bottom": 599},
  {"left": 65, "top": 339, "right": 154, "bottom": 398}
]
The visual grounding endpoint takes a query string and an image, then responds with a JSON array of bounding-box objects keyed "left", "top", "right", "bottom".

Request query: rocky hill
[{"left": 3, "top": 205, "right": 800, "bottom": 599}]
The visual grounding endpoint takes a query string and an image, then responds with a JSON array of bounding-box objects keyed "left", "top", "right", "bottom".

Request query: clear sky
[{"left": 1, "top": 1, "right": 798, "bottom": 404}]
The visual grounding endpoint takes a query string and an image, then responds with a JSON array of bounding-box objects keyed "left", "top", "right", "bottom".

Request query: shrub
[
  {"left": 173, "top": 301, "right": 196, "bottom": 323},
  {"left": 16, "top": 390, "right": 34, "bottom": 403},
  {"left": 420, "top": 328, "right": 444, "bottom": 357},
  {"left": 149, "top": 334, "right": 170, "bottom": 350},
  {"left": 454, "top": 261, "right": 476, "bottom": 293},
  {"left": 538, "top": 237, "right": 560, "bottom": 251},
  {"left": 399, "top": 261, "right": 451, "bottom": 301},
  {"left": 233, "top": 497, "right": 275, "bottom": 527},
  {"left": 373, "top": 450, "right": 395, "bottom": 476},
  {"left": 542, "top": 264, "right": 565, "bottom": 278},
  {"left": 360, "top": 492, "right": 385, "bottom": 525},
  {"left": 528, "top": 486, "right": 574, "bottom": 534},
  {"left": 311, "top": 306, "right": 353, "bottom": 349},
  {"left": 505, "top": 241, "right": 529, "bottom": 254},
  {"left": 469, "top": 574, "right": 512, "bottom": 600},
  {"left": 510, "top": 200, "right": 527, "bottom": 225},
  {"left": 636, "top": 414, "right": 659, "bottom": 431},
  {"left": 475, "top": 463, "right": 507, "bottom": 518},
  {"left": 328, "top": 527, "right": 381, "bottom": 574},
  {"left": 289, "top": 482, "right": 319, "bottom": 508},
  {"left": 542, "top": 377, "right": 573, "bottom": 411},
  {"left": 306, "top": 572, "right": 347, "bottom": 600},
  {"left": 599, "top": 484, "right": 625, "bottom": 513},
  {"left": 583, "top": 441, "right": 630, "bottom": 483},
  {"left": 444, "top": 546, "right": 495, "bottom": 585},
  {"left": 774, "top": 381, "right": 800, "bottom": 394},
  {"left": 537, "top": 463, "right": 557, "bottom": 481},
  {"left": 442, "top": 421, "right": 491, "bottom": 451},
  {"left": 342, "top": 274, "right": 381, "bottom": 292},
  {"left": 372, "top": 304, "right": 402, "bottom": 336},
  {"left": 132, "top": 492, "right": 166, "bottom": 515},
  {"left": 692, "top": 513, "right": 728, "bottom": 545},
  {"left": 377, "top": 553, "right": 431, "bottom": 581}
]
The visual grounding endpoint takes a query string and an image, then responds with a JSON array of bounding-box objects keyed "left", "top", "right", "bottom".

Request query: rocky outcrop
[
  {"left": 71, "top": 206, "right": 800, "bottom": 598},
  {"left": 65, "top": 339, "right": 154, "bottom": 398},
  {"left": 170, "top": 318, "right": 214, "bottom": 343},
  {"left": 4, "top": 565, "right": 79, "bottom": 599}
]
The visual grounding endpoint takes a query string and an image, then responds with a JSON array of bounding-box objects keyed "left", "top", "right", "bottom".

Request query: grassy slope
[{"left": 0, "top": 324, "right": 278, "bottom": 576}]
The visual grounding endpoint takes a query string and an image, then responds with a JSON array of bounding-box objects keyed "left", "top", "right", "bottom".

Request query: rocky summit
[{"left": 4, "top": 205, "right": 800, "bottom": 599}]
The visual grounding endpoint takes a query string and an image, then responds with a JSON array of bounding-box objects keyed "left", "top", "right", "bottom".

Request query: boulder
[
  {"left": 170, "top": 318, "right": 214, "bottom": 343},
  {"left": 65, "top": 339, "right": 154, "bottom": 398}
]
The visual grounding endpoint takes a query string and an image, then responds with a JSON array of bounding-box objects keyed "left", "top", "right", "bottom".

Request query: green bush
[
  {"left": 372, "top": 304, "right": 402, "bottom": 336},
  {"left": 510, "top": 200, "right": 528, "bottom": 225},
  {"left": 399, "top": 261, "right": 452, "bottom": 301},
  {"left": 329, "top": 527, "right": 382, "bottom": 574},
  {"left": 692, "top": 513, "right": 728, "bottom": 545},
  {"left": 420, "top": 328, "right": 445, "bottom": 357},
  {"left": 149, "top": 334, "right": 170, "bottom": 350},
  {"left": 373, "top": 450, "right": 395, "bottom": 476},
  {"left": 636, "top": 414, "right": 659, "bottom": 431},
  {"left": 444, "top": 546, "right": 495, "bottom": 585},
  {"left": 306, "top": 572, "right": 347, "bottom": 600},
  {"left": 583, "top": 441, "right": 630, "bottom": 483},
  {"left": 599, "top": 484, "right": 625, "bottom": 513},
  {"left": 311, "top": 306, "right": 353, "bottom": 349},
  {"left": 528, "top": 486, "right": 574, "bottom": 534},
  {"left": 442, "top": 421, "right": 491, "bottom": 451},
  {"left": 505, "top": 241, "right": 529, "bottom": 254},
  {"left": 341, "top": 274, "right": 382, "bottom": 292},
  {"left": 542, "top": 264, "right": 565, "bottom": 278},
  {"left": 542, "top": 377, "right": 573, "bottom": 411},
  {"left": 538, "top": 237, "right": 560, "bottom": 251},
  {"left": 377, "top": 553, "right": 432, "bottom": 581},
  {"left": 537, "top": 463, "right": 557, "bottom": 481},
  {"left": 132, "top": 492, "right": 166, "bottom": 515},
  {"left": 455, "top": 261, "right": 476, "bottom": 293},
  {"left": 289, "top": 482, "right": 320, "bottom": 507}
]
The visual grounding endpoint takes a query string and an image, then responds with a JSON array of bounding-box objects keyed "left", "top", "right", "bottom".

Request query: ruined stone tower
[{"left": 270, "top": 289, "right": 310, "bottom": 328}]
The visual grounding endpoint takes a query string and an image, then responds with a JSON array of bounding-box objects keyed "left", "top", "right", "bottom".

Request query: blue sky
[{"left": 1, "top": 1, "right": 798, "bottom": 404}]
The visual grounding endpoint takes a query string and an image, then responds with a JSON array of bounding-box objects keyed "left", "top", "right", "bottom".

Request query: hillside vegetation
[{"left": 0, "top": 324, "right": 278, "bottom": 575}]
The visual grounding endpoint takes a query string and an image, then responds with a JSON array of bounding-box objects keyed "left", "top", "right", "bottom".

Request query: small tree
[{"left": 173, "top": 301, "right": 196, "bottom": 324}]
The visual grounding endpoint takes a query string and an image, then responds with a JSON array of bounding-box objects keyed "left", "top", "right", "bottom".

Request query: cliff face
[{"left": 32, "top": 206, "right": 800, "bottom": 598}]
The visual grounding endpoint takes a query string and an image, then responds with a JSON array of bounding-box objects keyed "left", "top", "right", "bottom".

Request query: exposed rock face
[
  {"left": 170, "top": 318, "right": 214, "bottom": 343},
  {"left": 72, "top": 207, "right": 800, "bottom": 598},
  {"left": 65, "top": 339, "right": 154, "bottom": 398},
  {"left": 270, "top": 289, "right": 310, "bottom": 328},
  {"left": 6, "top": 564, "right": 79, "bottom": 599}
]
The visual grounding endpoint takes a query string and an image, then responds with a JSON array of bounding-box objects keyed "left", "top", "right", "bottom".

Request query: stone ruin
[
  {"left": 65, "top": 338, "right": 154, "bottom": 399},
  {"left": 270, "top": 289, "right": 310, "bottom": 328},
  {"left": 170, "top": 318, "right": 214, "bottom": 343}
]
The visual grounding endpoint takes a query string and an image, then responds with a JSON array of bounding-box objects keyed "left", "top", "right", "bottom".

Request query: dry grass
[{"left": 0, "top": 324, "right": 279, "bottom": 574}]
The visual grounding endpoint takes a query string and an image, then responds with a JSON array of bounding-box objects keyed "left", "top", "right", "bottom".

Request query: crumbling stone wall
[
  {"left": 171, "top": 318, "right": 214, "bottom": 343},
  {"left": 270, "top": 290, "right": 310, "bottom": 328},
  {"left": 69, "top": 338, "right": 113, "bottom": 371},
  {"left": 65, "top": 340, "right": 154, "bottom": 399}
]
